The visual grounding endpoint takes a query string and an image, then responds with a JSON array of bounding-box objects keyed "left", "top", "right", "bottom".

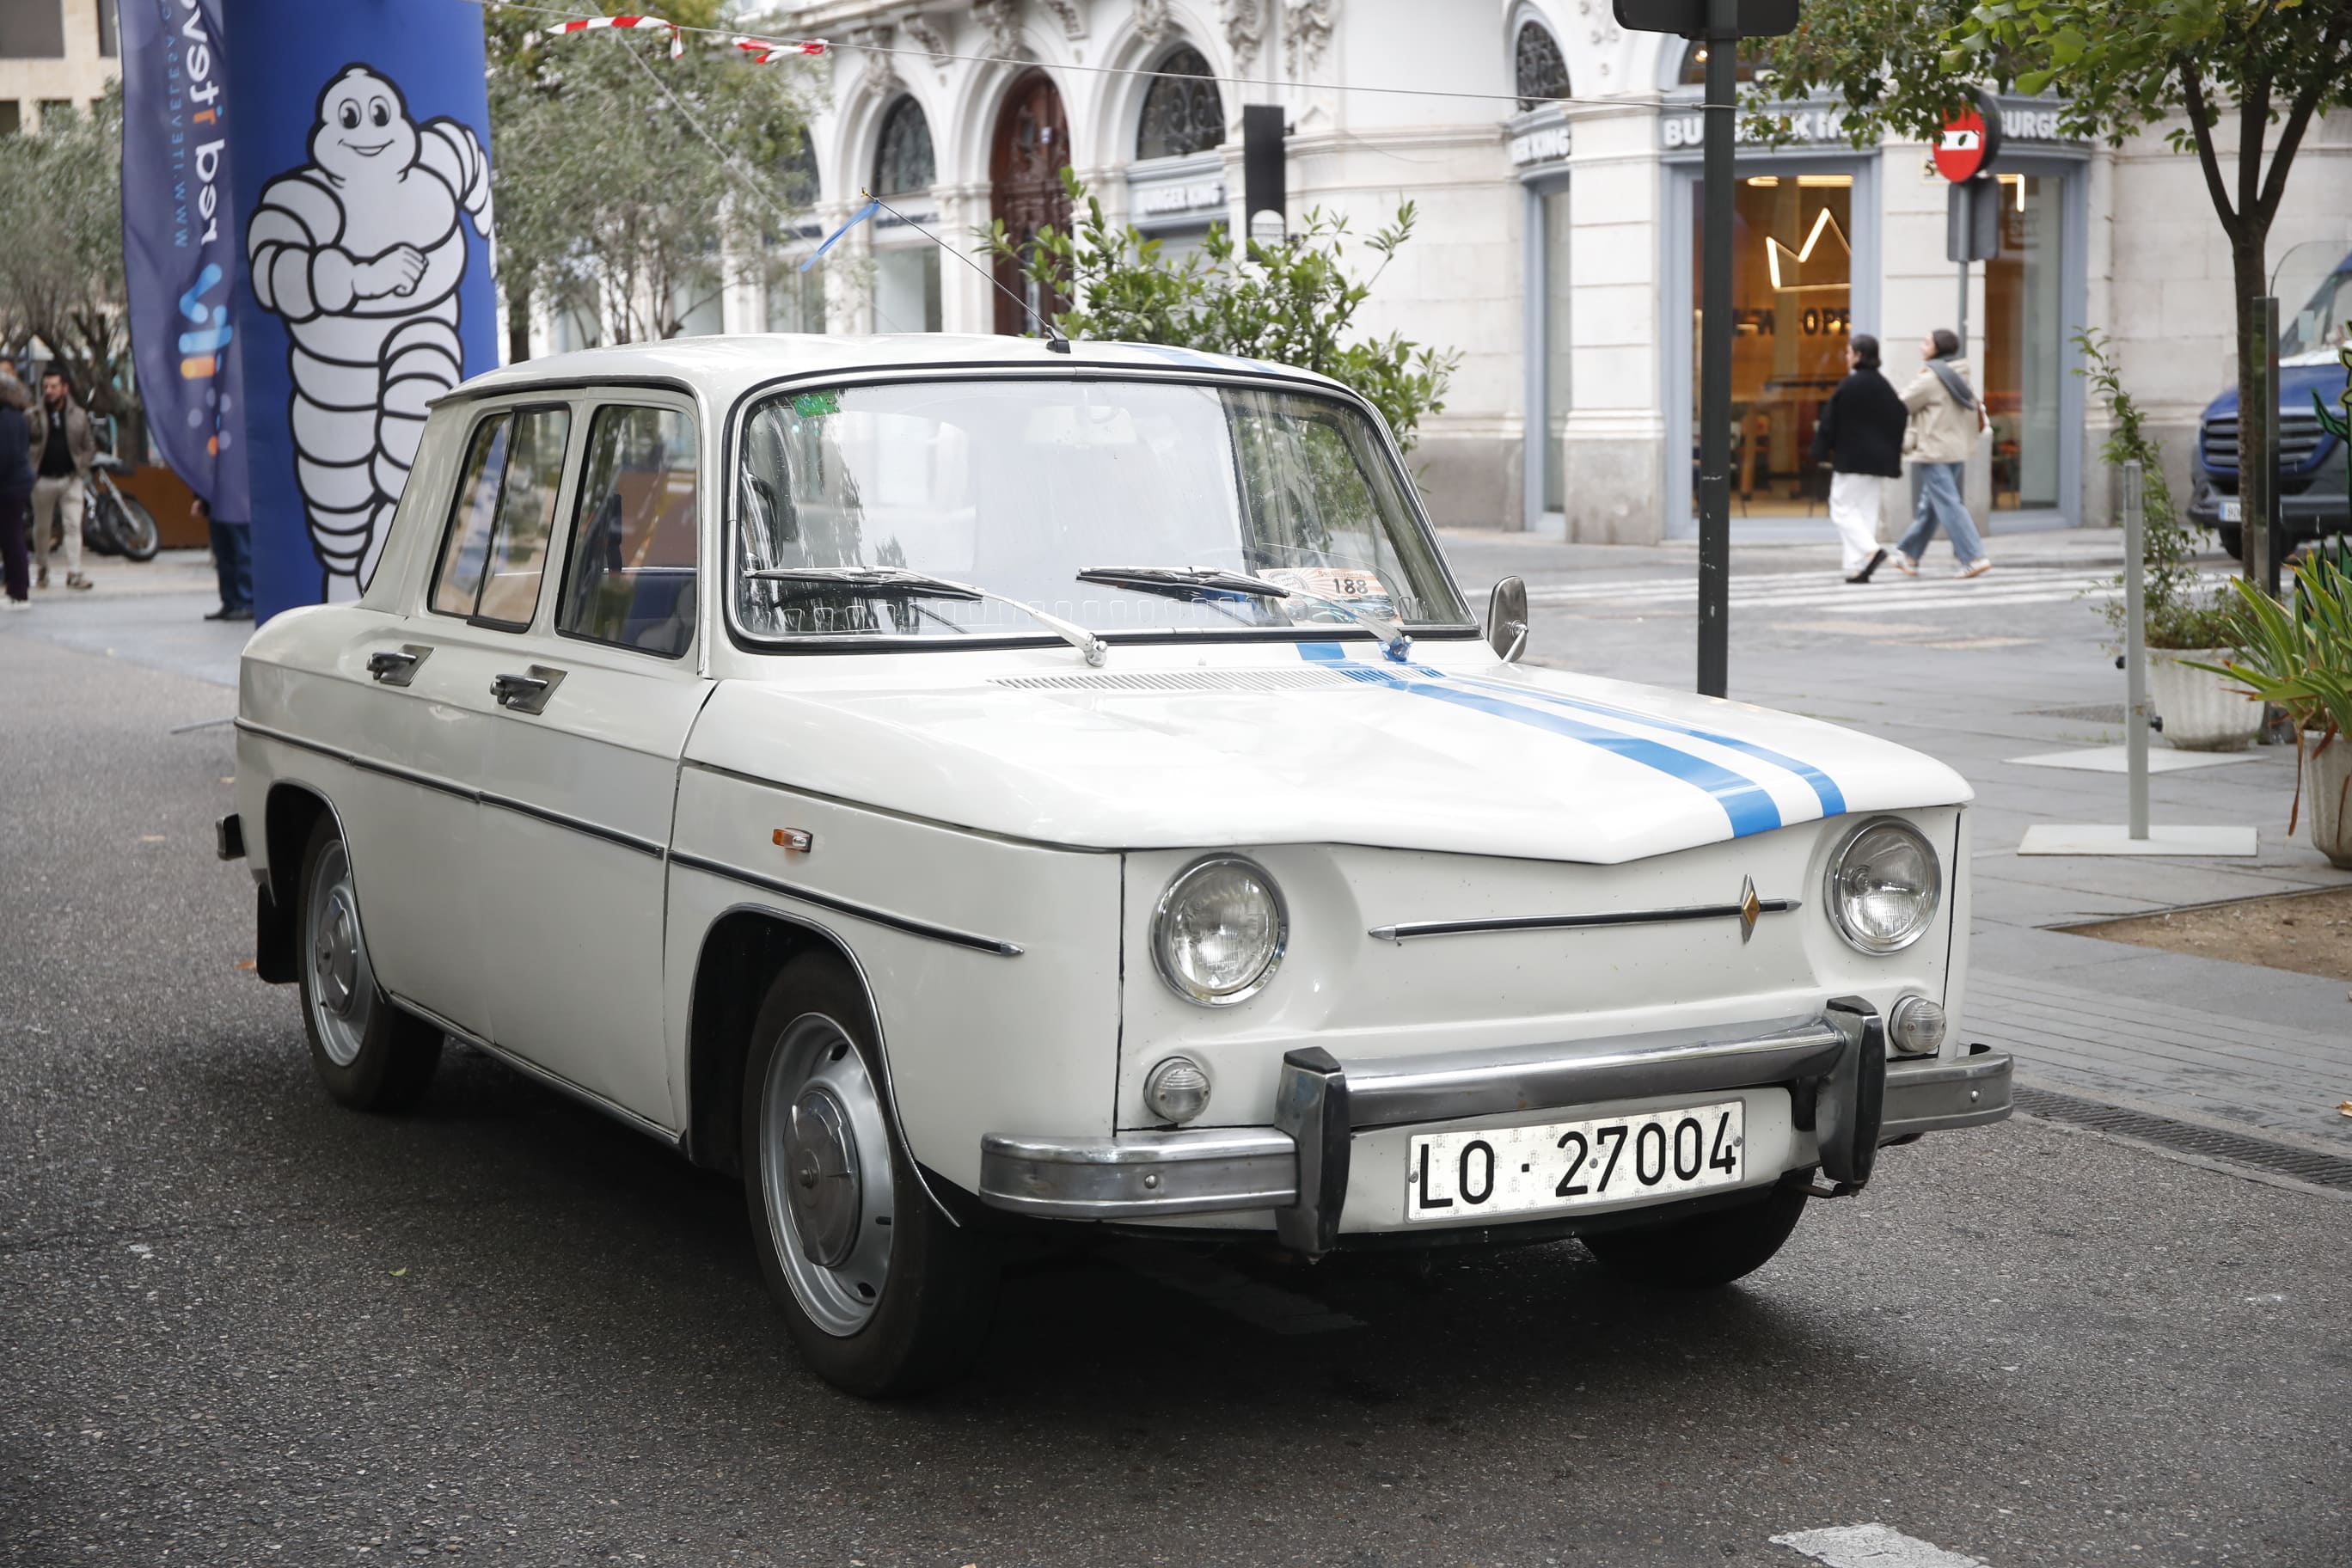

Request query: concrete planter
[
  {"left": 2149, "top": 650, "right": 2262, "bottom": 752},
  {"left": 2306, "top": 734, "right": 2352, "bottom": 869}
]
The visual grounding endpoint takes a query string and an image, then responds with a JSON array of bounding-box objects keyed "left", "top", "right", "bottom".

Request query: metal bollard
[{"left": 2122, "top": 460, "right": 2149, "bottom": 840}]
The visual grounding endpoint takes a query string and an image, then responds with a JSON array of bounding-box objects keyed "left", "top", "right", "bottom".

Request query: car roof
[{"left": 447, "top": 333, "right": 1349, "bottom": 407}]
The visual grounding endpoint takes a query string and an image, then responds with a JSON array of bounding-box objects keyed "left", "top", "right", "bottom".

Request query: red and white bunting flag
[
  {"left": 733, "top": 36, "right": 828, "bottom": 64},
  {"left": 544, "top": 14, "right": 684, "bottom": 60}
]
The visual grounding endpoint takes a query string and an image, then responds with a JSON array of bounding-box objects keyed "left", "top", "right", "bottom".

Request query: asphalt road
[{"left": 3, "top": 626, "right": 2349, "bottom": 1568}]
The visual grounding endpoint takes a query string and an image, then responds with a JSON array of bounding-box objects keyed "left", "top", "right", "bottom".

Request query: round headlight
[
  {"left": 1826, "top": 818, "right": 1943, "bottom": 955},
  {"left": 1153, "top": 856, "right": 1286, "bottom": 1006}
]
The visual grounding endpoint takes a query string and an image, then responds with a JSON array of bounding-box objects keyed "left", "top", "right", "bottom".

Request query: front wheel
[
  {"left": 2216, "top": 523, "right": 2244, "bottom": 561},
  {"left": 1580, "top": 1181, "right": 1810, "bottom": 1289},
  {"left": 742, "top": 956, "right": 998, "bottom": 1397},
  {"left": 106, "top": 491, "right": 160, "bottom": 561},
  {"left": 294, "top": 815, "right": 443, "bottom": 1111}
]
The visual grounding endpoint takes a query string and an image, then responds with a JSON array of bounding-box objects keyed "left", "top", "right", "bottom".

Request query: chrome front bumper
[{"left": 978, "top": 1000, "right": 2014, "bottom": 1255}]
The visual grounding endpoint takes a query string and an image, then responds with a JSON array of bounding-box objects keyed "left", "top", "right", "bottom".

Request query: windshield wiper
[
  {"left": 1078, "top": 566, "right": 1412, "bottom": 664},
  {"left": 747, "top": 567, "right": 1107, "bottom": 666}
]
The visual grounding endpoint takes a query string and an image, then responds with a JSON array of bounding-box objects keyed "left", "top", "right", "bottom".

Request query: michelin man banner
[{"left": 126, "top": 0, "right": 497, "bottom": 619}]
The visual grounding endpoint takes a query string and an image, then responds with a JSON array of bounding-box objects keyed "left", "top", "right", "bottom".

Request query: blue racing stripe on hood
[
  {"left": 1446, "top": 674, "right": 1847, "bottom": 819},
  {"left": 1297, "top": 644, "right": 1781, "bottom": 837}
]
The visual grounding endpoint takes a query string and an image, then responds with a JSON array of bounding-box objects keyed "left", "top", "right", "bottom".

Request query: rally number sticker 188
[{"left": 1405, "top": 1100, "right": 1746, "bottom": 1222}]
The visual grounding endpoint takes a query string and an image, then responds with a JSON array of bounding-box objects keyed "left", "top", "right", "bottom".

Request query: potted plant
[
  {"left": 2193, "top": 552, "right": 2352, "bottom": 867},
  {"left": 2079, "top": 332, "right": 2262, "bottom": 750}
]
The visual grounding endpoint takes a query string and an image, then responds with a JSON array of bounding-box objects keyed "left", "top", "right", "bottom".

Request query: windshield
[
  {"left": 732, "top": 377, "right": 1470, "bottom": 644},
  {"left": 2280, "top": 254, "right": 2352, "bottom": 360}
]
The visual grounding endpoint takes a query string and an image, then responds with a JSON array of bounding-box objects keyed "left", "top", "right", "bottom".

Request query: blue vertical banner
[
  {"left": 127, "top": 0, "right": 497, "bottom": 621},
  {"left": 120, "top": 0, "right": 249, "bottom": 527}
]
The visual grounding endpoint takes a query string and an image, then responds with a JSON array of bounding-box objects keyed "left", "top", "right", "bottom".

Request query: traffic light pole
[{"left": 1695, "top": 0, "right": 1736, "bottom": 698}]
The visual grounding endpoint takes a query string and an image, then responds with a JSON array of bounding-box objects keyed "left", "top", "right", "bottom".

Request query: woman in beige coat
[{"left": 1890, "top": 328, "right": 1992, "bottom": 579}]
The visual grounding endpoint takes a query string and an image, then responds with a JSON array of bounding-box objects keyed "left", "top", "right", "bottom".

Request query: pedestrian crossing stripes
[{"left": 1525, "top": 564, "right": 2135, "bottom": 619}]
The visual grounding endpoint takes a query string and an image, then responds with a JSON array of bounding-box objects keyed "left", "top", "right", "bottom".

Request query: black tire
[
  {"left": 292, "top": 814, "right": 442, "bottom": 1112},
  {"left": 2217, "top": 524, "right": 2244, "bottom": 562},
  {"left": 107, "top": 493, "right": 160, "bottom": 561},
  {"left": 741, "top": 954, "right": 998, "bottom": 1397},
  {"left": 1581, "top": 1181, "right": 1810, "bottom": 1289},
  {"left": 79, "top": 498, "right": 120, "bottom": 556}
]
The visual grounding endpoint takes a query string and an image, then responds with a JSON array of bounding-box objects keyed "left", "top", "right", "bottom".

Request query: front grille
[{"left": 2202, "top": 412, "right": 2330, "bottom": 474}]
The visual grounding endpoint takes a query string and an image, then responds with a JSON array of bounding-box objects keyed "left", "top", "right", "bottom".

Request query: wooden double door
[{"left": 989, "top": 71, "right": 1072, "bottom": 336}]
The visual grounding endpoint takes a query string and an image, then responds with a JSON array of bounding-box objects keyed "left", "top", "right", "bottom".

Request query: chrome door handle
[
  {"left": 491, "top": 665, "right": 566, "bottom": 715},
  {"left": 367, "top": 645, "right": 432, "bottom": 687}
]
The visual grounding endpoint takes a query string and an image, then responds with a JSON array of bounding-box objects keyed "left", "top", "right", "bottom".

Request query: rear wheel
[
  {"left": 1581, "top": 1181, "right": 1809, "bottom": 1289},
  {"left": 294, "top": 815, "right": 443, "bottom": 1111},
  {"left": 742, "top": 955, "right": 998, "bottom": 1396}
]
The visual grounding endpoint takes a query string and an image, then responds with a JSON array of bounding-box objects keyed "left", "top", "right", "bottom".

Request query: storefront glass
[
  {"left": 1984, "top": 173, "right": 2064, "bottom": 511},
  {"left": 1540, "top": 187, "right": 1571, "bottom": 512},
  {"left": 873, "top": 248, "right": 943, "bottom": 334},
  {"left": 1690, "top": 173, "right": 1853, "bottom": 518}
]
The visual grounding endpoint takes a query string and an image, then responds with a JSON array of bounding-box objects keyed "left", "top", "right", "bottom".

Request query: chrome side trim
[
  {"left": 235, "top": 718, "right": 664, "bottom": 857},
  {"left": 979, "top": 1128, "right": 1296, "bottom": 1218},
  {"left": 477, "top": 787, "right": 664, "bottom": 857},
  {"left": 669, "top": 851, "right": 1024, "bottom": 958},
  {"left": 1879, "top": 1050, "right": 2013, "bottom": 1140},
  {"left": 1368, "top": 898, "right": 1800, "bottom": 944},
  {"left": 387, "top": 990, "right": 683, "bottom": 1149},
  {"left": 1340, "top": 1016, "right": 1846, "bottom": 1130}
]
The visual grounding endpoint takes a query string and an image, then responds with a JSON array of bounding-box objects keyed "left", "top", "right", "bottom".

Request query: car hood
[
  {"left": 689, "top": 641, "right": 1972, "bottom": 864},
  {"left": 2200, "top": 360, "right": 2347, "bottom": 421}
]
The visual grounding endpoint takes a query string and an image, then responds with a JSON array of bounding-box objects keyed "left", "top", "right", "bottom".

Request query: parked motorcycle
[{"left": 77, "top": 455, "right": 162, "bottom": 562}]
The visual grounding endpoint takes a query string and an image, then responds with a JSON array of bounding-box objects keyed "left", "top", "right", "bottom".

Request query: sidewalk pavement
[{"left": 7, "top": 531, "right": 2347, "bottom": 1154}]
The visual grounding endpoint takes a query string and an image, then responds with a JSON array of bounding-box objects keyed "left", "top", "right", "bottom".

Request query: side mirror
[{"left": 1485, "top": 576, "right": 1528, "bottom": 663}]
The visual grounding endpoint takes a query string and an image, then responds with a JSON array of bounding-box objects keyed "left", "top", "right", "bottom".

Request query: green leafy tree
[
  {"left": 1756, "top": 0, "right": 2352, "bottom": 588},
  {"left": 0, "top": 86, "right": 136, "bottom": 438},
  {"left": 985, "top": 170, "right": 1461, "bottom": 451},
  {"left": 486, "top": 3, "right": 813, "bottom": 357}
]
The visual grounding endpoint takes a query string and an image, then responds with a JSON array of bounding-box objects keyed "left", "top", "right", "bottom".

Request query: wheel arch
[
  {"left": 255, "top": 781, "right": 347, "bottom": 985},
  {"left": 684, "top": 905, "right": 884, "bottom": 1177}
]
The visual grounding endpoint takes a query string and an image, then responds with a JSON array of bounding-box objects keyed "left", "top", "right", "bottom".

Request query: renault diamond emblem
[{"left": 1738, "top": 875, "right": 1764, "bottom": 942}]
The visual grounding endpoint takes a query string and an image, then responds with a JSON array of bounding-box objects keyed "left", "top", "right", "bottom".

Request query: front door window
[{"left": 1691, "top": 173, "right": 1853, "bottom": 518}]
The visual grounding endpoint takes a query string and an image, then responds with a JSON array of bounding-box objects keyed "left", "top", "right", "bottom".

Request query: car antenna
[{"left": 861, "top": 188, "right": 1073, "bottom": 353}]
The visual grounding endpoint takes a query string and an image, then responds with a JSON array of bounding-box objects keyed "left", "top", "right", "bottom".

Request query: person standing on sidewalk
[
  {"left": 1810, "top": 334, "right": 1908, "bottom": 584},
  {"left": 0, "top": 372, "right": 33, "bottom": 610},
  {"left": 195, "top": 496, "right": 254, "bottom": 622},
  {"left": 1890, "top": 329, "right": 1993, "bottom": 579},
  {"left": 28, "top": 366, "right": 97, "bottom": 592}
]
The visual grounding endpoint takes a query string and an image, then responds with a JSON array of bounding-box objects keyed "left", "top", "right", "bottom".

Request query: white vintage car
[{"left": 222, "top": 334, "right": 2012, "bottom": 1395}]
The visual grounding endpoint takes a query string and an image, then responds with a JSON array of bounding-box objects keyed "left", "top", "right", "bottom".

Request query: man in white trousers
[{"left": 1808, "top": 334, "right": 1909, "bottom": 584}]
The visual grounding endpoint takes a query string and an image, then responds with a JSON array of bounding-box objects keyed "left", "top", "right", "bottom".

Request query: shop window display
[
  {"left": 1984, "top": 174, "right": 2064, "bottom": 511},
  {"left": 1691, "top": 174, "right": 1854, "bottom": 518}
]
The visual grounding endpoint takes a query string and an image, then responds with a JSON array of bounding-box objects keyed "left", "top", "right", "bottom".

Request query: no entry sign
[{"left": 1936, "top": 92, "right": 2004, "bottom": 182}]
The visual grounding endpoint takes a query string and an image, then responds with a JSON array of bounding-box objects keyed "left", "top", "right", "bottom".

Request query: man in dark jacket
[{"left": 1809, "top": 334, "right": 1908, "bottom": 583}]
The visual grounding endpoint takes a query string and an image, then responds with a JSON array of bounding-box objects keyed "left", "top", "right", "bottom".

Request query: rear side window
[
  {"left": 557, "top": 406, "right": 700, "bottom": 658},
  {"left": 430, "top": 406, "right": 573, "bottom": 628}
]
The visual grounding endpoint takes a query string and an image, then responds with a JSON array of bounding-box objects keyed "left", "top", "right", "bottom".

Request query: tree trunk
[
  {"left": 505, "top": 281, "right": 533, "bottom": 367},
  {"left": 2232, "top": 223, "right": 2274, "bottom": 591}
]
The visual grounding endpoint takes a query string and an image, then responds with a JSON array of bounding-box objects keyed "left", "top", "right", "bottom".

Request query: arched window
[
  {"left": 1677, "top": 40, "right": 1759, "bottom": 86},
  {"left": 778, "top": 132, "right": 820, "bottom": 210},
  {"left": 1514, "top": 22, "right": 1570, "bottom": 113},
  {"left": 873, "top": 96, "right": 935, "bottom": 195},
  {"left": 1136, "top": 45, "right": 1224, "bottom": 161}
]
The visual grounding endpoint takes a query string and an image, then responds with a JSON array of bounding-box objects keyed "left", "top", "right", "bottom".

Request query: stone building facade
[{"left": 706, "top": 0, "right": 2352, "bottom": 541}]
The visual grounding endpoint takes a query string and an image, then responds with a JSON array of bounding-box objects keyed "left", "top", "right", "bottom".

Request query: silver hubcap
[
  {"left": 760, "top": 1014, "right": 894, "bottom": 1335},
  {"left": 304, "top": 840, "right": 373, "bottom": 1068}
]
